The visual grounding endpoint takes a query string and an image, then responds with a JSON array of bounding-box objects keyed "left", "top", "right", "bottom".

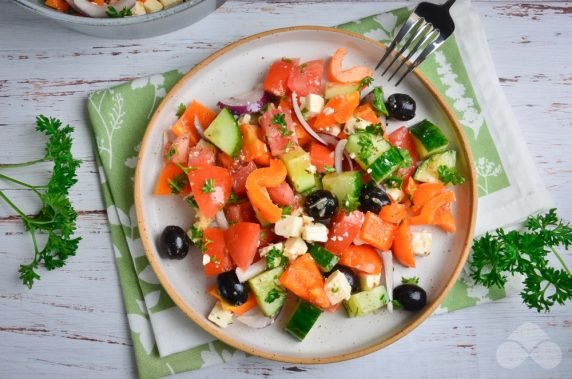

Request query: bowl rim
[
  {"left": 12, "top": 0, "right": 213, "bottom": 26},
  {"left": 134, "top": 25, "right": 477, "bottom": 364}
]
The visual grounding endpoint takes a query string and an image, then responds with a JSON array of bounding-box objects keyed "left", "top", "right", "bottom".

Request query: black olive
[
  {"left": 304, "top": 190, "right": 338, "bottom": 221},
  {"left": 217, "top": 271, "right": 249, "bottom": 306},
  {"left": 393, "top": 284, "right": 427, "bottom": 311},
  {"left": 332, "top": 265, "right": 359, "bottom": 293},
  {"left": 386, "top": 93, "right": 416, "bottom": 121},
  {"left": 160, "top": 225, "right": 190, "bottom": 259},
  {"left": 359, "top": 183, "right": 390, "bottom": 214}
]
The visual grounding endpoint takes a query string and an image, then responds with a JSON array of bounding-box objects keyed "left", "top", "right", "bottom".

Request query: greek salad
[
  {"left": 155, "top": 48, "right": 465, "bottom": 341},
  {"left": 44, "top": 0, "right": 178, "bottom": 18}
]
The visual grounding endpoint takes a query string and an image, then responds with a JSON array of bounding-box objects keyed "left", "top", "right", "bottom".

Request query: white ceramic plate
[{"left": 135, "top": 26, "right": 477, "bottom": 363}]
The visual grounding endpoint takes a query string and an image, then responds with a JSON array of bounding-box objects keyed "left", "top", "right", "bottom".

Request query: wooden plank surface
[{"left": 0, "top": 0, "right": 571, "bottom": 378}]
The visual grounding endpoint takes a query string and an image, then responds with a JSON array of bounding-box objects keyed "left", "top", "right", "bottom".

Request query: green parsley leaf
[
  {"left": 401, "top": 276, "right": 420, "bottom": 285},
  {"left": 188, "top": 225, "right": 209, "bottom": 252},
  {"left": 391, "top": 299, "right": 403, "bottom": 310},
  {"left": 470, "top": 208, "right": 572, "bottom": 312},
  {"left": 438, "top": 165, "right": 465, "bottom": 185},
  {"left": 371, "top": 87, "right": 389, "bottom": 116},
  {"left": 0, "top": 116, "right": 82, "bottom": 288},
  {"left": 202, "top": 179, "right": 215, "bottom": 194},
  {"left": 176, "top": 103, "right": 187, "bottom": 118},
  {"left": 164, "top": 146, "right": 177, "bottom": 160},
  {"left": 226, "top": 191, "right": 241, "bottom": 205},
  {"left": 323, "top": 165, "right": 337, "bottom": 174},
  {"left": 266, "top": 247, "right": 288, "bottom": 269},
  {"left": 343, "top": 194, "right": 360, "bottom": 213},
  {"left": 168, "top": 173, "right": 188, "bottom": 194},
  {"left": 364, "top": 123, "right": 383, "bottom": 135},
  {"left": 282, "top": 206, "right": 292, "bottom": 216},
  {"left": 265, "top": 288, "right": 284, "bottom": 303},
  {"left": 331, "top": 287, "right": 339, "bottom": 293},
  {"left": 357, "top": 132, "right": 373, "bottom": 163},
  {"left": 357, "top": 76, "right": 374, "bottom": 91},
  {"left": 185, "top": 196, "right": 198, "bottom": 208},
  {"left": 384, "top": 176, "right": 403, "bottom": 189},
  {"left": 106, "top": 5, "right": 132, "bottom": 17},
  {"left": 272, "top": 112, "right": 293, "bottom": 136}
]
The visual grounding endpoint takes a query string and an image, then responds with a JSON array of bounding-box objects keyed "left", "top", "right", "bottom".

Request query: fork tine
[
  {"left": 395, "top": 34, "right": 444, "bottom": 86},
  {"left": 375, "top": 17, "right": 422, "bottom": 71},
  {"left": 382, "top": 21, "right": 432, "bottom": 76},
  {"left": 388, "top": 26, "right": 439, "bottom": 81}
]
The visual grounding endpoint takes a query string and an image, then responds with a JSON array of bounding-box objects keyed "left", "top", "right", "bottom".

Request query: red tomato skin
[
  {"left": 287, "top": 60, "right": 324, "bottom": 97},
  {"left": 263, "top": 58, "right": 299, "bottom": 97},
  {"left": 324, "top": 210, "right": 365, "bottom": 255},
  {"left": 232, "top": 161, "right": 257, "bottom": 195},
  {"left": 258, "top": 226, "right": 277, "bottom": 249},
  {"left": 188, "top": 166, "right": 232, "bottom": 219},
  {"left": 224, "top": 202, "right": 257, "bottom": 224},
  {"left": 260, "top": 108, "right": 298, "bottom": 156},
  {"left": 187, "top": 142, "right": 217, "bottom": 167},
  {"left": 388, "top": 127, "right": 419, "bottom": 179},
  {"left": 224, "top": 222, "right": 261, "bottom": 270},
  {"left": 267, "top": 181, "right": 296, "bottom": 206},
  {"left": 203, "top": 228, "right": 235, "bottom": 276}
]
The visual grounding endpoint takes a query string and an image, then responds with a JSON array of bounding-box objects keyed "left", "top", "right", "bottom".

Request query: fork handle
[{"left": 443, "top": 0, "right": 457, "bottom": 10}]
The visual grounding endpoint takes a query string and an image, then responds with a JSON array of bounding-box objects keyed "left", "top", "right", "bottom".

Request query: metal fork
[{"left": 375, "top": 0, "right": 457, "bottom": 86}]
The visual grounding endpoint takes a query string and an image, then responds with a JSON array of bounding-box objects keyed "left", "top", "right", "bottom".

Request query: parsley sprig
[
  {"left": 0, "top": 116, "right": 82, "bottom": 288},
  {"left": 470, "top": 209, "right": 571, "bottom": 312},
  {"left": 106, "top": 6, "right": 132, "bottom": 17},
  {"left": 438, "top": 165, "right": 465, "bottom": 185},
  {"left": 272, "top": 113, "right": 293, "bottom": 136}
]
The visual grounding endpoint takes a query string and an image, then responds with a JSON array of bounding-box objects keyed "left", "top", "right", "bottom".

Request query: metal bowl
[{"left": 12, "top": 0, "right": 226, "bottom": 39}]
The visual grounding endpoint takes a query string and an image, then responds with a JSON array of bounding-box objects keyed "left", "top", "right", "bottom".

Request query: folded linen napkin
[{"left": 87, "top": 0, "right": 553, "bottom": 377}]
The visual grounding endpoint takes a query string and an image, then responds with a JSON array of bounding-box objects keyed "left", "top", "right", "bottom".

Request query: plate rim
[{"left": 134, "top": 25, "right": 477, "bottom": 364}]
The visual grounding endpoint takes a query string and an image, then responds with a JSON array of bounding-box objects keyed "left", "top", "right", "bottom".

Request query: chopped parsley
[
  {"left": 331, "top": 287, "right": 339, "bottom": 293},
  {"left": 168, "top": 173, "right": 188, "bottom": 194},
  {"left": 391, "top": 299, "right": 403, "bottom": 310},
  {"left": 164, "top": 146, "right": 178, "bottom": 160},
  {"left": 323, "top": 165, "right": 337, "bottom": 174},
  {"left": 438, "top": 165, "right": 465, "bottom": 185},
  {"left": 380, "top": 292, "right": 389, "bottom": 303},
  {"left": 188, "top": 226, "right": 209, "bottom": 252},
  {"left": 401, "top": 276, "right": 420, "bottom": 285},
  {"left": 364, "top": 123, "right": 383, "bottom": 135},
  {"left": 210, "top": 255, "right": 220, "bottom": 264},
  {"left": 357, "top": 76, "right": 374, "bottom": 91},
  {"left": 202, "top": 179, "right": 215, "bottom": 194},
  {"left": 226, "top": 191, "right": 241, "bottom": 204},
  {"left": 343, "top": 194, "right": 360, "bottom": 212},
  {"left": 384, "top": 176, "right": 403, "bottom": 189},
  {"left": 371, "top": 87, "right": 389, "bottom": 116},
  {"left": 273, "top": 112, "right": 293, "bottom": 136},
  {"left": 281, "top": 205, "right": 292, "bottom": 216},
  {"left": 106, "top": 5, "right": 132, "bottom": 17},
  {"left": 264, "top": 288, "right": 284, "bottom": 303},
  {"left": 185, "top": 196, "right": 198, "bottom": 208},
  {"left": 357, "top": 132, "right": 373, "bottom": 163},
  {"left": 176, "top": 103, "right": 187, "bottom": 117},
  {"left": 266, "top": 247, "right": 288, "bottom": 269}
]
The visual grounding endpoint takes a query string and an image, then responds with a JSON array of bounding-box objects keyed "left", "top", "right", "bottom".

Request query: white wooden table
[{"left": 1, "top": 0, "right": 571, "bottom": 378}]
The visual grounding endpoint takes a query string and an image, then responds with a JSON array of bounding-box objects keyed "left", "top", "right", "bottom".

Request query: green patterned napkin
[{"left": 88, "top": 1, "right": 552, "bottom": 377}]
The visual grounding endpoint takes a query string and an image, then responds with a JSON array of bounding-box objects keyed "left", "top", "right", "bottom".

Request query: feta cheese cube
[
  {"left": 411, "top": 231, "right": 432, "bottom": 256},
  {"left": 324, "top": 270, "right": 352, "bottom": 305},
  {"left": 238, "top": 113, "right": 252, "bottom": 125},
  {"left": 302, "top": 94, "right": 325, "bottom": 118},
  {"left": 283, "top": 237, "right": 308, "bottom": 261},
  {"left": 302, "top": 223, "right": 329, "bottom": 242},
  {"left": 143, "top": 0, "right": 163, "bottom": 13},
  {"left": 159, "top": 0, "right": 182, "bottom": 8},
  {"left": 258, "top": 242, "right": 284, "bottom": 257},
  {"left": 302, "top": 215, "right": 314, "bottom": 225},
  {"left": 202, "top": 254, "right": 210, "bottom": 266},
  {"left": 322, "top": 125, "right": 341, "bottom": 137},
  {"left": 344, "top": 116, "right": 372, "bottom": 135},
  {"left": 358, "top": 273, "right": 381, "bottom": 291},
  {"left": 131, "top": 1, "right": 146, "bottom": 15},
  {"left": 274, "top": 216, "right": 304, "bottom": 238},
  {"left": 386, "top": 187, "right": 404, "bottom": 202},
  {"left": 306, "top": 164, "right": 317, "bottom": 174},
  {"left": 208, "top": 302, "right": 233, "bottom": 328}
]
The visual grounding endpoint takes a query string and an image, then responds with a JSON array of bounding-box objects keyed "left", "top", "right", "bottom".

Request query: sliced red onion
[
  {"left": 344, "top": 151, "right": 354, "bottom": 171},
  {"left": 236, "top": 305, "right": 278, "bottom": 328},
  {"left": 194, "top": 115, "right": 205, "bottom": 139},
  {"left": 235, "top": 259, "right": 267, "bottom": 283},
  {"left": 64, "top": 0, "right": 85, "bottom": 14},
  {"left": 291, "top": 92, "right": 328, "bottom": 146},
  {"left": 215, "top": 210, "right": 229, "bottom": 230},
  {"left": 334, "top": 139, "right": 347, "bottom": 173},
  {"left": 217, "top": 88, "right": 270, "bottom": 116},
  {"left": 378, "top": 250, "right": 394, "bottom": 312},
  {"left": 73, "top": 0, "right": 135, "bottom": 18},
  {"left": 317, "top": 133, "right": 338, "bottom": 146}
]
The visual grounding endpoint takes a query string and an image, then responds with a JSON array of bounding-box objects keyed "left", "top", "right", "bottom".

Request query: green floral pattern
[{"left": 88, "top": 8, "right": 509, "bottom": 379}]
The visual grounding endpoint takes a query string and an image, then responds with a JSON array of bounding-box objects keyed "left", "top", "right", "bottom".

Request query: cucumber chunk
[
  {"left": 345, "top": 132, "right": 391, "bottom": 169},
  {"left": 280, "top": 149, "right": 320, "bottom": 193},
  {"left": 414, "top": 150, "right": 457, "bottom": 184},
  {"left": 343, "top": 285, "right": 389, "bottom": 317},
  {"left": 284, "top": 300, "right": 323, "bottom": 341},
  {"left": 369, "top": 147, "right": 404, "bottom": 183},
  {"left": 308, "top": 245, "right": 339, "bottom": 272},
  {"left": 322, "top": 171, "right": 363, "bottom": 206},
  {"left": 248, "top": 267, "right": 286, "bottom": 317},
  {"left": 204, "top": 108, "right": 242, "bottom": 157},
  {"left": 409, "top": 119, "right": 449, "bottom": 160},
  {"left": 325, "top": 83, "right": 359, "bottom": 100}
]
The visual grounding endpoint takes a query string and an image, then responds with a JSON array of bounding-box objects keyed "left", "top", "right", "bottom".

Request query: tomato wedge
[
  {"left": 187, "top": 141, "right": 217, "bottom": 167},
  {"left": 203, "top": 228, "right": 235, "bottom": 276},
  {"left": 328, "top": 48, "right": 373, "bottom": 83},
  {"left": 232, "top": 161, "right": 257, "bottom": 196},
  {"left": 267, "top": 181, "right": 296, "bottom": 206},
  {"left": 280, "top": 254, "right": 330, "bottom": 309},
  {"left": 224, "top": 201, "right": 257, "bottom": 224},
  {"left": 324, "top": 210, "right": 365, "bottom": 255},
  {"left": 339, "top": 244, "right": 383, "bottom": 274},
  {"left": 263, "top": 58, "right": 299, "bottom": 97},
  {"left": 260, "top": 108, "right": 298, "bottom": 156},
  {"left": 388, "top": 126, "right": 419, "bottom": 179},
  {"left": 188, "top": 166, "right": 232, "bottom": 218},
  {"left": 309, "top": 141, "right": 335, "bottom": 174},
  {"left": 225, "top": 222, "right": 261, "bottom": 270}
]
